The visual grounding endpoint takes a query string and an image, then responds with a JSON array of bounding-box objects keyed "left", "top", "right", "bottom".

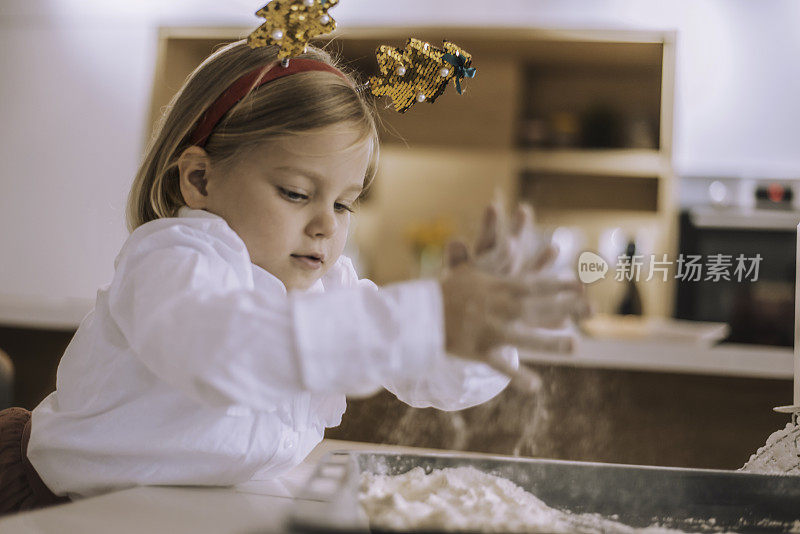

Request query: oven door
[{"left": 675, "top": 207, "right": 797, "bottom": 347}]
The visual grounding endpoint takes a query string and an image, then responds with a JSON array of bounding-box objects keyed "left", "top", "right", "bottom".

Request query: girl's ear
[{"left": 178, "top": 146, "right": 211, "bottom": 209}]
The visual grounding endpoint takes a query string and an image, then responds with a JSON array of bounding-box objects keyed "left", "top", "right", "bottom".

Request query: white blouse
[{"left": 28, "top": 207, "right": 515, "bottom": 498}]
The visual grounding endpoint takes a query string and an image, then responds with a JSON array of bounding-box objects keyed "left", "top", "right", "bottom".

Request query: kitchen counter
[
  {"left": 0, "top": 288, "right": 793, "bottom": 380},
  {"left": 0, "top": 294, "right": 93, "bottom": 330},
  {"left": 521, "top": 337, "right": 794, "bottom": 380},
  {"left": 328, "top": 340, "right": 793, "bottom": 470},
  {"left": 0, "top": 439, "right": 458, "bottom": 534},
  {"left": 0, "top": 289, "right": 792, "bottom": 381}
]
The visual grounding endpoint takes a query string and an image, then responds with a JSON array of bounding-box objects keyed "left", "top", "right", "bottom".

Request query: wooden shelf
[
  {"left": 520, "top": 172, "right": 659, "bottom": 212},
  {"left": 148, "top": 26, "right": 676, "bottom": 316},
  {"left": 519, "top": 149, "right": 668, "bottom": 178}
]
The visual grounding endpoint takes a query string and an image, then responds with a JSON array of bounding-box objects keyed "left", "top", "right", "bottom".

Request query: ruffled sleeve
[
  {"left": 108, "top": 223, "right": 451, "bottom": 411},
  {"left": 325, "top": 256, "right": 513, "bottom": 411}
]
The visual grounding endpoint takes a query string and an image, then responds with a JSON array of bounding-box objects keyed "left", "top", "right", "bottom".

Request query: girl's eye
[
  {"left": 335, "top": 203, "right": 354, "bottom": 214},
  {"left": 279, "top": 187, "right": 353, "bottom": 213},
  {"left": 278, "top": 187, "right": 308, "bottom": 202}
]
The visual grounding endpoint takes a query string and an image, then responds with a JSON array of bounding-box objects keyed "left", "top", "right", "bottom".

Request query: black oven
[{"left": 675, "top": 206, "right": 797, "bottom": 346}]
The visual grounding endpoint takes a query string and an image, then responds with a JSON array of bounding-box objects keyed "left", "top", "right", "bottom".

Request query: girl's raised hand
[
  {"left": 445, "top": 202, "right": 590, "bottom": 345},
  {"left": 439, "top": 232, "right": 590, "bottom": 392},
  {"left": 440, "top": 256, "right": 589, "bottom": 354},
  {"left": 471, "top": 202, "right": 556, "bottom": 278}
]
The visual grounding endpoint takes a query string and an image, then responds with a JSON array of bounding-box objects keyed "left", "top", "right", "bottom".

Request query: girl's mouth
[{"left": 291, "top": 254, "right": 323, "bottom": 270}]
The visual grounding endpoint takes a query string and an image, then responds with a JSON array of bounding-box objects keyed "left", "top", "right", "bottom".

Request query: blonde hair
[{"left": 126, "top": 40, "right": 380, "bottom": 231}]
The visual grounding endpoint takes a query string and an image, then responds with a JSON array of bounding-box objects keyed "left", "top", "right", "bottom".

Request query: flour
[
  {"left": 359, "top": 466, "right": 683, "bottom": 533},
  {"left": 740, "top": 422, "right": 800, "bottom": 475}
]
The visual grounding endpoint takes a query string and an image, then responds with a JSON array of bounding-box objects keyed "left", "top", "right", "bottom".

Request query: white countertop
[
  {"left": 0, "top": 294, "right": 93, "bottom": 330},
  {"left": 0, "top": 439, "right": 459, "bottom": 534},
  {"left": 521, "top": 337, "right": 794, "bottom": 380},
  {"left": 0, "top": 294, "right": 792, "bottom": 380}
]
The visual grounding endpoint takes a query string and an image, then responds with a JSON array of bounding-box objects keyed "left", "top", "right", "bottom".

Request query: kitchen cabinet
[
  {"left": 148, "top": 26, "right": 676, "bottom": 315},
  {"left": 327, "top": 358, "right": 792, "bottom": 470}
]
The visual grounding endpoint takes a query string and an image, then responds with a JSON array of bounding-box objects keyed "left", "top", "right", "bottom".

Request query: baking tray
[{"left": 284, "top": 450, "right": 800, "bottom": 533}]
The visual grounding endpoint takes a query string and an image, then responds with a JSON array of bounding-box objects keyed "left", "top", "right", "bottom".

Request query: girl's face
[{"left": 202, "top": 125, "right": 371, "bottom": 291}]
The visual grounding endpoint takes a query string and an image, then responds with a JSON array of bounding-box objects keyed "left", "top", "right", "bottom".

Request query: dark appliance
[{"left": 675, "top": 179, "right": 798, "bottom": 347}]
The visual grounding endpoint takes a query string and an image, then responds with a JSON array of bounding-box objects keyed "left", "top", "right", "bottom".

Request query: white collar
[
  {"left": 177, "top": 206, "right": 328, "bottom": 295},
  {"left": 177, "top": 206, "right": 224, "bottom": 221},
  {"left": 251, "top": 263, "right": 326, "bottom": 295}
]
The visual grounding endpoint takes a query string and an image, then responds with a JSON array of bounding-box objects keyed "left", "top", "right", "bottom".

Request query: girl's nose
[{"left": 305, "top": 207, "right": 337, "bottom": 238}]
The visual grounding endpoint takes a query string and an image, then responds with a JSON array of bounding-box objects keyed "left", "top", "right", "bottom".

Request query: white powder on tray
[
  {"left": 359, "top": 466, "right": 684, "bottom": 533},
  {"left": 740, "top": 422, "right": 800, "bottom": 475}
]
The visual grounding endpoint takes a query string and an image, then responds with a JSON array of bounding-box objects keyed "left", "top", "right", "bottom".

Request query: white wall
[{"left": 1, "top": 0, "right": 799, "bottom": 316}]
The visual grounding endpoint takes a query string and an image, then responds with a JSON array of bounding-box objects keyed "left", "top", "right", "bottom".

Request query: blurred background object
[
  {"left": 616, "top": 240, "right": 644, "bottom": 316},
  {"left": 0, "top": 349, "right": 14, "bottom": 410},
  {"left": 676, "top": 176, "right": 799, "bottom": 347},
  {"left": 404, "top": 217, "right": 454, "bottom": 278}
]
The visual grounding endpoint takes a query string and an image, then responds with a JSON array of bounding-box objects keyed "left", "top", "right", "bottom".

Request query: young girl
[{"left": 0, "top": 40, "right": 587, "bottom": 512}]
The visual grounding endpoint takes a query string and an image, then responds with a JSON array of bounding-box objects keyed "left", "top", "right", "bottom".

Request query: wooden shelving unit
[
  {"left": 147, "top": 26, "right": 677, "bottom": 316},
  {"left": 520, "top": 149, "right": 668, "bottom": 178}
]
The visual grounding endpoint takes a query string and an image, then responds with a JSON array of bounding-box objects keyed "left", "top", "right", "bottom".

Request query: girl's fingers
[
  {"left": 497, "top": 273, "right": 583, "bottom": 299},
  {"left": 511, "top": 203, "right": 534, "bottom": 237},
  {"left": 474, "top": 204, "right": 499, "bottom": 256},
  {"left": 521, "top": 243, "right": 558, "bottom": 274},
  {"left": 490, "top": 320, "right": 573, "bottom": 354},
  {"left": 517, "top": 327, "right": 575, "bottom": 353},
  {"left": 485, "top": 351, "right": 542, "bottom": 393},
  {"left": 475, "top": 202, "right": 544, "bottom": 277},
  {"left": 496, "top": 240, "right": 517, "bottom": 276},
  {"left": 475, "top": 239, "right": 515, "bottom": 276},
  {"left": 526, "top": 275, "right": 584, "bottom": 297},
  {"left": 486, "top": 289, "right": 589, "bottom": 333},
  {"left": 445, "top": 239, "right": 470, "bottom": 269},
  {"left": 486, "top": 292, "right": 524, "bottom": 321},
  {"left": 488, "top": 280, "right": 584, "bottom": 323},
  {"left": 505, "top": 204, "right": 536, "bottom": 276},
  {"left": 521, "top": 293, "right": 592, "bottom": 327},
  {"left": 507, "top": 324, "right": 575, "bottom": 353},
  {"left": 484, "top": 290, "right": 589, "bottom": 328}
]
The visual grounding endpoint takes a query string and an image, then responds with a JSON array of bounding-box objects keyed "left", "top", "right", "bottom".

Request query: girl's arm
[
  {"left": 108, "top": 224, "right": 445, "bottom": 412},
  {"left": 380, "top": 341, "right": 516, "bottom": 411},
  {"left": 332, "top": 260, "right": 514, "bottom": 412}
]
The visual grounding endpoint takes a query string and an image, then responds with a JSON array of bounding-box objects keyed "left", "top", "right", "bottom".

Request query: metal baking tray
[{"left": 284, "top": 450, "right": 800, "bottom": 533}]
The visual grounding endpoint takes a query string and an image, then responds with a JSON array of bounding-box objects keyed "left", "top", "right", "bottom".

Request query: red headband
[{"left": 189, "top": 59, "right": 350, "bottom": 147}]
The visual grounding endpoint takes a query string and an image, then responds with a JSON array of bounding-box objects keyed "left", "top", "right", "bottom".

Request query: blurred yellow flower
[
  {"left": 404, "top": 218, "right": 454, "bottom": 250},
  {"left": 404, "top": 217, "right": 455, "bottom": 277}
]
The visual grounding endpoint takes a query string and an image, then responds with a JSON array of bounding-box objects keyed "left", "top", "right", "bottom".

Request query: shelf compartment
[
  {"left": 520, "top": 172, "right": 659, "bottom": 212},
  {"left": 520, "top": 149, "right": 667, "bottom": 178},
  {"left": 518, "top": 55, "right": 663, "bottom": 150}
]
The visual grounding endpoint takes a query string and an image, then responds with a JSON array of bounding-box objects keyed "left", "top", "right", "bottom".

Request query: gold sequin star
[
  {"left": 247, "top": 0, "right": 339, "bottom": 60},
  {"left": 369, "top": 38, "right": 475, "bottom": 113}
]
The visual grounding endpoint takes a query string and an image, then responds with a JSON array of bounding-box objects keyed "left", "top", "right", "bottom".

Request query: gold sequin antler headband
[
  {"left": 190, "top": 0, "right": 344, "bottom": 146},
  {"left": 247, "top": 0, "right": 339, "bottom": 67},
  {"left": 368, "top": 38, "right": 477, "bottom": 113},
  {"left": 244, "top": 1, "right": 476, "bottom": 111}
]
